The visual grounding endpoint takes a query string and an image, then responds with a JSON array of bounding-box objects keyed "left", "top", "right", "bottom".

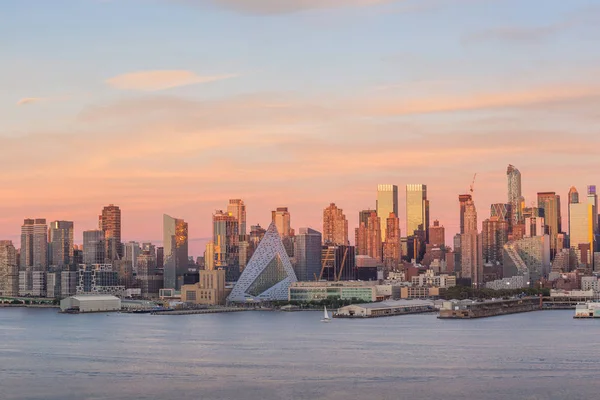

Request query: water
[{"left": 1, "top": 308, "right": 599, "bottom": 400}]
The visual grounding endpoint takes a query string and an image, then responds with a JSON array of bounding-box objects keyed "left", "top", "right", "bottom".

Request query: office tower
[
  {"left": 490, "top": 203, "right": 511, "bottom": 223},
  {"left": 377, "top": 185, "right": 398, "bottom": 242},
  {"left": 19, "top": 219, "right": 35, "bottom": 295},
  {"left": 227, "top": 199, "right": 247, "bottom": 236},
  {"left": 459, "top": 194, "right": 472, "bottom": 234},
  {"left": 294, "top": 228, "right": 322, "bottom": 281},
  {"left": 429, "top": 220, "right": 445, "bottom": 247},
  {"left": 406, "top": 184, "right": 430, "bottom": 241},
  {"left": 271, "top": 207, "right": 292, "bottom": 238},
  {"left": 213, "top": 210, "right": 239, "bottom": 280},
  {"left": 538, "top": 192, "right": 562, "bottom": 256},
  {"left": 588, "top": 185, "right": 598, "bottom": 232},
  {"left": 137, "top": 248, "right": 159, "bottom": 297},
  {"left": 100, "top": 204, "right": 122, "bottom": 261},
  {"left": 0, "top": 241, "right": 19, "bottom": 296},
  {"left": 568, "top": 188, "right": 596, "bottom": 268},
  {"left": 32, "top": 219, "right": 48, "bottom": 271},
  {"left": 163, "top": 214, "right": 188, "bottom": 290},
  {"left": 83, "top": 230, "right": 106, "bottom": 264},
  {"left": 460, "top": 200, "right": 483, "bottom": 287},
  {"left": 356, "top": 209, "right": 375, "bottom": 256},
  {"left": 49, "top": 221, "right": 74, "bottom": 266},
  {"left": 123, "top": 241, "right": 141, "bottom": 273},
  {"left": 204, "top": 242, "right": 215, "bottom": 270},
  {"left": 365, "top": 211, "right": 382, "bottom": 261},
  {"left": 482, "top": 217, "right": 509, "bottom": 265},
  {"left": 323, "top": 203, "right": 349, "bottom": 246},
  {"left": 321, "top": 245, "right": 356, "bottom": 281},
  {"left": 507, "top": 164, "right": 522, "bottom": 227},
  {"left": 156, "top": 247, "right": 164, "bottom": 270},
  {"left": 383, "top": 213, "right": 401, "bottom": 270},
  {"left": 568, "top": 186, "right": 579, "bottom": 236},
  {"left": 525, "top": 216, "right": 545, "bottom": 238}
]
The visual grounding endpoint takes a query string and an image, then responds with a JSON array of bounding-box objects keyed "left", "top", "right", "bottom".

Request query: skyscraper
[
  {"left": 49, "top": 221, "right": 74, "bottom": 266},
  {"left": 123, "top": 241, "right": 141, "bottom": 273},
  {"left": 568, "top": 186, "right": 579, "bottom": 236},
  {"left": 83, "top": 230, "right": 106, "bottom": 264},
  {"left": 377, "top": 185, "right": 398, "bottom": 242},
  {"left": 0, "top": 241, "right": 19, "bottom": 297},
  {"left": 507, "top": 164, "right": 522, "bottom": 226},
  {"left": 31, "top": 218, "right": 48, "bottom": 272},
  {"left": 429, "top": 220, "right": 445, "bottom": 247},
  {"left": 20, "top": 219, "right": 34, "bottom": 272},
  {"left": 537, "top": 192, "right": 562, "bottom": 256},
  {"left": 272, "top": 207, "right": 292, "bottom": 238},
  {"left": 163, "top": 214, "right": 188, "bottom": 290},
  {"left": 213, "top": 210, "right": 239, "bottom": 280},
  {"left": 459, "top": 194, "right": 473, "bottom": 234},
  {"left": 482, "top": 217, "right": 508, "bottom": 265},
  {"left": 366, "top": 211, "right": 382, "bottom": 261},
  {"left": 406, "top": 184, "right": 429, "bottom": 240},
  {"left": 100, "top": 204, "right": 122, "bottom": 261},
  {"left": 460, "top": 200, "right": 483, "bottom": 287},
  {"left": 323, "top": 203, "right": 348, "bottom": 246},
  {"left": 227, "top": 199, "right": 247, "bottom": 236},
  {"left": 294, "top": 228, "right": 322, "bottom": 281},
  {"left": 568, "top": 187, "right": 596, "bottom": 267},
  {"left": 383, "top": 213, "right": 401, "bottom": 270}
]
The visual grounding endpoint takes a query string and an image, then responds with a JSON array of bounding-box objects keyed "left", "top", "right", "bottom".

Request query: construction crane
[{"left": 470, "top": 173, "right": 477, "bottom": 194}]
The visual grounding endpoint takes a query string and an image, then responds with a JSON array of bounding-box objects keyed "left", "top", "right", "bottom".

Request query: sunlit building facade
[
  {"left": 507, "top": 164, "right": 522, "bottom": 226},
  {"left": 49, "top": 221, "right": 74, "bottom": 267},
  {"left": 163, "top": 214, "right": 189, "bottom": 290},
  {"left": 459, "top": 194, "right": 473, "bottom": 234},
  {"left": 406, "top": 184, "right": 429, "bottom": 241},
  {"left": 322, "top": 203, "right": 349, "bottom": 246},
  {"left": 100, "top": 204, "right": 122, "bottom": 261},
  {"left": 227, "top": 199, "right": 247, "bottom": 236},
  {"left": 377, "top": 185, "right": 398, "bottom": 242},
  {"left": 271, "top": 207, "right": 292, "bottom": 238},
  {"left": 0, "top": 241, "right": 19, "bottom": 297},
  {"left": 460, "top": 199, "right": 483, "bottom": 287},
  {"left": 383, "top": 213, "right": 401, "bottom": 270},
  {"left": 537, "top": 192, "right": 561, "bottom": 256},
  {"left": 482, "top": 217, "right": 509, "bottom": 265},
  {"left": 366, "top": 211, "right": 382, "bottom": 261},
  {"left": 213, "top": 210, "right": 239, "bottom": 281}
]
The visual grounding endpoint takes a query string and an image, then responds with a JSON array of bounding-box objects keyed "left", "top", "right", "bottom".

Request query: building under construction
[{"left": 319, "top": 245, "right": 356, "bottom": 281}]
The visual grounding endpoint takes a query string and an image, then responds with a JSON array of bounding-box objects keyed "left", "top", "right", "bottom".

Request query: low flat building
[
  {"left": 400, "top": 286, "right": 440, "bottom": 299},
  {"left": 60, "top": 295, "right": 121, "bottom": 313},
  {"left": 289, "top": 281, "right": 376, "bottom": 303},
  {"left": 336, "top": 299, "right": 434, "bottom": 318}
]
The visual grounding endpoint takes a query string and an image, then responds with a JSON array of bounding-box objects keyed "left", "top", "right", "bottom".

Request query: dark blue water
[{"left": 1, "top": 308, "right": 598, "bottom": 400}]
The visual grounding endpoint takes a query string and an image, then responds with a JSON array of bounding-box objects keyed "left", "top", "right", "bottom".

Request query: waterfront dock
[
  {"left": 573, "top": 302, "right": 600, "bottom": 318},
  {"left": 334, "top": 300, "right": 436, "bottom": 318},
  {"left": 151, "top": 307, "right": 246, "bottom": 315},
  {"left": 438, "top": 297, "right": 542, "bottom": 319}
]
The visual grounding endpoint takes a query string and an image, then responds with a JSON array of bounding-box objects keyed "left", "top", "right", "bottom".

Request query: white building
[{"left": 60, "top": 295, "right": 121, "bottom": 313}]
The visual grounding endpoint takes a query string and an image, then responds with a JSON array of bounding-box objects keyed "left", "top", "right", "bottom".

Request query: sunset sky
[{"left": 2, "top": 0, "right": 600, "bottom": 255}]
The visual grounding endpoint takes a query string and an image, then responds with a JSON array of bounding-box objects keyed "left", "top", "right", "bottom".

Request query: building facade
[
  {"left": 227, "top": 199, "right": 247, "bottom": 236},
  {"left": 100, "top": 204, "right": 122, "bottom": 261},
  {"left": 322, "top": 203, "right": 349, "bottom": 246},
  {"left": 507, "top": 164, "right": 523, "bottom": 226},
  {"left": 49, "top": 221, "right": 74, "bottom": 267},
  {"left": 0, "top": 241, "right": 18, "bottom": 297},
  {"left": 377, "top": 184, "right": 398, "bottom": 242},
  {"left": 293, "top": 228, "right": 322, "bottom": 281},
  {"left": 406, "top": 184, "right": 429, "bottom": 241},
  {"left": 163, "top": 214, "right": 189, "bottom": 290}
]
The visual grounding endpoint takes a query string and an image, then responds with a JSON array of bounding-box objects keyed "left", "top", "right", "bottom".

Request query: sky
[{"left": 1, "top": 0, "right": 600, "bottom": 256}]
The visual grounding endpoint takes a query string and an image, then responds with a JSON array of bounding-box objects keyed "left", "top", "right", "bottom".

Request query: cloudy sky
[{"left": 2, "top": 0, "right": 600, "bottom": 255}]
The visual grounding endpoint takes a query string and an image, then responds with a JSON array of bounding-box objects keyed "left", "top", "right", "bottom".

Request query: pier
[
  {"left": 151, "top": 307, "right": 246, "bottom": 315},
  {"left": 438, "top": 297, "right": 542, "bottom": 319}
]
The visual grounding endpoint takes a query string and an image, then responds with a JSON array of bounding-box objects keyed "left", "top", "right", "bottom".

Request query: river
[{"left": 1, "top": 308, "right": 598, "bottom": 400}]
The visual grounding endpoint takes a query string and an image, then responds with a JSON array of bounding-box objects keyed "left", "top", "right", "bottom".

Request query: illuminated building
[
  {"left": 355, "top": 209, "right": 375, "bottom": 256},
  {"left": 429, "top": 220, "right": 445, "bottom": 247},
  {"left": 366, "top": 211, "right": 382, "bottom": 261},
  {"left": 569, "top": 186, "right": 596, "bottom": 265},
  {"left": 406, "top": 184, "right": 429, "bottom": 241},
  {"left": 322, "top": 203, "right": 348, "bottom": 246},
  {"left": 271, "top": 207, "right": 292, "bottom": 238},
  {"left": 460, "top": 199, "right": 483, "bottom": 287},
  {"left": 377, "top": 184, "right": 398, "bottom": 242},
  {"left": 459, "top": 194, "right": 472, "bottom": 234},
  {"left": 163, "top": 214, "right": 188, "bottom": 290},
  {"left": 482, "top": 217, "right": 509, "bottom": 265},
  {"left": 49, "top": 221, "right": 74, "bottom": 267},
  {"left": 383, "top": 213, "right": 401, "bottom": 270},
  {"left": 227, "top": 199, "right": 247, "bottom": 236},
  {"left": 213, "top": 210, "right": 239, "bottom": 281},
  {"left": 100, "top": 204, "right": 122, "bottom": 261},
  {"left": 537, "top": 192, "right": 562, "bottom": 256},
  {"left": 83, "top": 230, "right": 105, "bottom": 264},
  {"left": 294, "top": 228, "right": 322, "bottom": 281}
]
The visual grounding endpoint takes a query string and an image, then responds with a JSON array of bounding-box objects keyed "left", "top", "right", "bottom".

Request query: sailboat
[{"left": 321, "top": 306, "right": 331, "bottom": 322}]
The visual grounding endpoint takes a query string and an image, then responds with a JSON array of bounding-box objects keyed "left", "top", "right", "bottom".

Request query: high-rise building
[
  {"left": 383, "top": 213, "right": 401, "bottom": 270},
  {"left": 204, "top": 241, "right": 215, "bottom": 270},
  {"left": 537, "top": 192, "right": 562, "bottom": 256},
  {"left": 377, "top": 185, "right": 398, "bottom": 242},
  {"left": 459, "top": 194, "right": 473, "bottom": 234},
  {"left": 49, "top": 221, "right": 74, "bottom": 266},
  {"left": 123, "top": 241, "right": 141, "bottom": 273},
  {"left": 83, "top": 230, "right": 106, "bottom": 264},
  {"left": 366, "top": 211, "right": 382, "bottom": 261},
  {"left": 429, "top": 220, "right": 445, "bottom": 247},
  {"left": 568, "top": 186, "right": 579, "bottom": 236},
  {"left": 321, "top": 245, "right": 356, "bottom": 281},
  {"left": 323, "top": 203, "right": 348, "bottom": 246},
  {"left": 272, "top": 207, "right": 292, "bottom": 238},
  {"left": 406, "top": 184, "right": 429, "bottom": 241},
  {"left": 33, "top": 219, "right": 48, "bottom": 271},
  {"left": 227, "top": 199, "right": 247, "bottom": 236},
  {"left": 294, "top": 228, "right": 322, "bottom": 281},
  {"left": 100, "top": 204, "right": 122, "bottom": 261},
  {"left": 490, "top": 203, "right": 512, "bottom": 223},
  {"left": 0, "top": 241, "right": 19, "bottom": 297},
  {"left": 507, "top": 164, "right": 522, "bottom": 226},
  {"left": 569, "top": 187, "right": 596, "bottom": 262},
  {"left": 213, "top": 210, "right": 239, "bottom": 280},
  {"left": 163, "top": 214, "right": 188, "bottom": 290},
  {"left": 460, "top": 200, "right": 483, "bottom": 287},
  {"left": 19, "top": 219, "right": 34, "bottom": 294},
  {"left": 356, "top": 209, "right": 375, "bottom": 257},
  {"left": 482, "top": 217, "right": 508, "bottom": 265}
]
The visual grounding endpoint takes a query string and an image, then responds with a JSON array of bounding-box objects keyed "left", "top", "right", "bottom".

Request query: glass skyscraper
[
  {"left": 377, "top": 184, "right": 398, "bottom": 242},
  {"left": 49, "top": 221, "right": 74, "bottom": 267},
  {"left": 293, "top": 228, "right": 322, "bottom": 281},
  {"left": 507, "top": 165, "right": 522, "bottom": 226},
  {"left": 406, "top": 184, "right": 429, "bottom": 240},
  {"left": 163, "top": 214, "right": 189, "bottom": 290}
]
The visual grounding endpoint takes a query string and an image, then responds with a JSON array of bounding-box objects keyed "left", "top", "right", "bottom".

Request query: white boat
[{"left": 321, "top": 306, "right": 331, "bottom": 322}]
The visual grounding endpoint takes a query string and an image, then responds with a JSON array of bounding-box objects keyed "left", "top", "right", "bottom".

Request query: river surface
[{"left": 1, "top": 308, "right": 598, "bottom": 400}]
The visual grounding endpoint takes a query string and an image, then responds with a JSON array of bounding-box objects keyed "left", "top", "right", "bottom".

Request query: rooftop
[{"left": 341, "top": 299, "right": 434, "bottom": 310}]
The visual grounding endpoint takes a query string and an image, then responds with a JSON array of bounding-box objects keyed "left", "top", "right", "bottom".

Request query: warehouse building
[{"left": 60, "top": 295, "right": 121, "bottom": 313}]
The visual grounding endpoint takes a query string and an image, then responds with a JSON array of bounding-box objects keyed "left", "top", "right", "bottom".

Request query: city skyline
[{"left": 2, "top": 1, "right": 600, "bottom": 256}]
